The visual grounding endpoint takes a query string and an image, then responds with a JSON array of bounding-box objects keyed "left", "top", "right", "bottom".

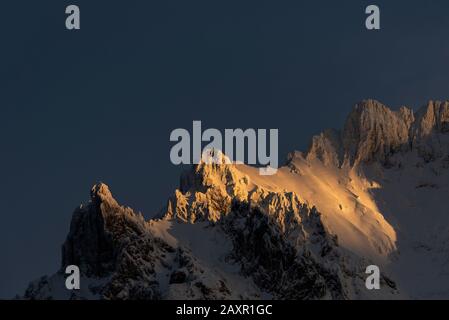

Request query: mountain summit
[
  {"left": 308, "top": 99, "right": 449, "bottom": 167},
  {"left": 24, "top": 100, "right": 449, "bottom": 299}
]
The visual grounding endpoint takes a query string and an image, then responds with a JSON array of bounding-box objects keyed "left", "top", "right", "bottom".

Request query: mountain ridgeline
[{"left": 24, "top": 100, "right": 449, "bottom": 299}]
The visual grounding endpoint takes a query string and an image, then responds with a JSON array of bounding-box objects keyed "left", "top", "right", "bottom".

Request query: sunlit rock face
[
  {"left": 411, "top": 101, "right": 449, "bottom": 161},
  {"left": 24, "top": 178, "right": 399, "bottom": 300},
  {"left": 307, "top": 99, "right": 449, "bottom": 167},
  {"left": 24, "top": 100, "right": 449, "bottom": 299}
]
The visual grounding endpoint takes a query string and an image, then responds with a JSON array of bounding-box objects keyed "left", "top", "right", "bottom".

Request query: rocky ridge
[{"left": 24, "top": 99, "right": 449, "bottom": 299}]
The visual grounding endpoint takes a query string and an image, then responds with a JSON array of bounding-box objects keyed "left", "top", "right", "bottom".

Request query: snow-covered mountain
[{"left": 24, "top": 99, "right": 449, "bottom": 299}]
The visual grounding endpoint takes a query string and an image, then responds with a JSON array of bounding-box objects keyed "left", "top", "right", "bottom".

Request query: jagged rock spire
[{"left": 307, "top": 99, "right": 449, "bottom": 166}]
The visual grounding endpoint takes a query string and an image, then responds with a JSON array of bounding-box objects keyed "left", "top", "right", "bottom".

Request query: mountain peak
[
  {"left": 91, "top": 182, "right": 111, "bottom": 199},
  {"left": 89, "top": 182, "right": 118, "bottom": 207},
  {"left": 353, "top": 99, "right": 388, "bottom": 112},
  {"left": 414, "top": 100, "right": 449, "bottom": 135},
  {"left": 305, "top": 100, "right": 413, "bottom": 166},
  {"left": 342, "top": 100, "right": 412, "bottom": 165},
  {"left": 199, "top": 148, "right": 232, "bottom": 165},
  {"left": 24, "top": 99, "right": 449, "bottom": 300}
]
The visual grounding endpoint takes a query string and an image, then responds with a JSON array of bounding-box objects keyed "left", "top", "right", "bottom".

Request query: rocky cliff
[{"left": 24, "top": 99, "right": 449, "bottom": 299}]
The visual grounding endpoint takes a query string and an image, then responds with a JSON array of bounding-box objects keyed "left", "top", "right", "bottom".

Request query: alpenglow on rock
[
  {"left": 24, "top": 99, "right": 449, "bottom": 299},
  {"left": 307, "top": 99, "right": 449, "bottom": 166}
]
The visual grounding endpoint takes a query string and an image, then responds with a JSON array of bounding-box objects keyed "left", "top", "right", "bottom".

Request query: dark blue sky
[{"left": 2, "top": 0, "right": 449, "bottom": 298}]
